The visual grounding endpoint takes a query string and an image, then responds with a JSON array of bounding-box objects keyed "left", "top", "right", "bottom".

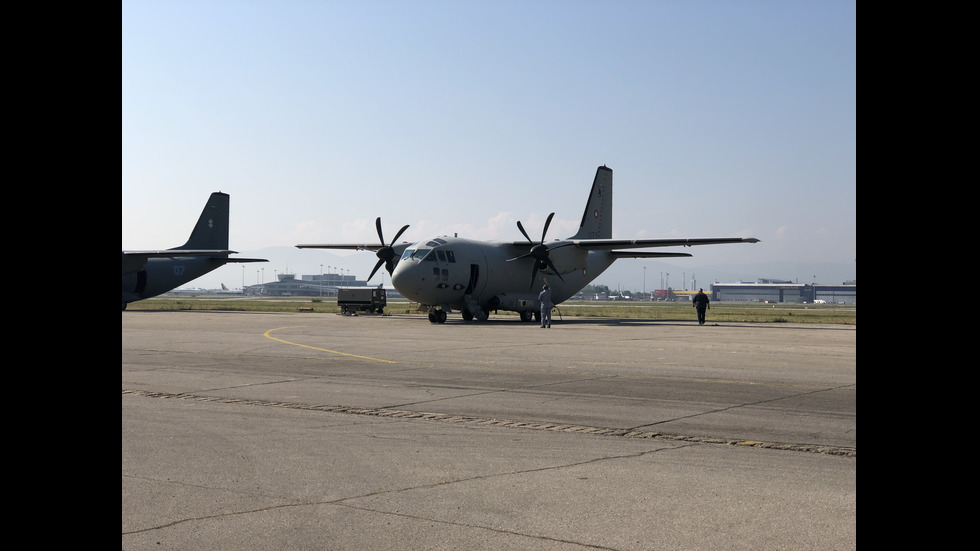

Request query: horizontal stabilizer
[
  {"left": 222, "top": 257, "right": 268, "bottom": 264},
  {"left": 122, "top": 250, "right": 267, "bottom": 274},
  {"left": 124, "top": 249, "right": 238, "bottom": 256}
]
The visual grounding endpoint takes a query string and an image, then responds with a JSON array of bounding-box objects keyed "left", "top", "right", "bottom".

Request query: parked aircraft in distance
[
  {"left": 122, "top": 192, "right": 266, "bottom": 309},
  {"left": 297, "top": 165, "right": 759, "bottom": 323}
]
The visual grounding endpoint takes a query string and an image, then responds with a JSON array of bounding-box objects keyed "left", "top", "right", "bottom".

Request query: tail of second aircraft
[
  {"left": 571, "top": 165, "right": 613, "bottom": 240},
  {"left": 174, "top": 192, "right": 230, "bottom": 251}
]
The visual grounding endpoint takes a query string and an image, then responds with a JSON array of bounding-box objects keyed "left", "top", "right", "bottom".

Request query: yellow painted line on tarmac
[{"left": 263, "top": 326, "right": 396, "bottom": 364}]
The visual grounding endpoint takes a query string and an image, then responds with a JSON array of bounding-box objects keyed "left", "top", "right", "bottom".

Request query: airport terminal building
[
  {"left": 710, "top": 279, "right": 856, "bottom": 304},
  {"left": 245, "top": 273, "right": 362, "bottom": 297},
  {"left": 245, "top": 273, "right": 404, "bottom": 298}
]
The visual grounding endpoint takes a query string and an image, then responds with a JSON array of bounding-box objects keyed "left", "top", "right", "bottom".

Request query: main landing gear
[{"left": 427, "top": 306, "right": 486, "bottom": 323}]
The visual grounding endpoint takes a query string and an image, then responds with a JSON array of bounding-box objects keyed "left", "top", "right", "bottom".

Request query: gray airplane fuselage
[
  {"left": 121, "top": 255, "right": 232, "bottom": 304},
  {"left": 390, "top": 236, "right": 615, "bottom": 314}
]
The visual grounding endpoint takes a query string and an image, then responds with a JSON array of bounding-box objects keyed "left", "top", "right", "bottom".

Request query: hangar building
[{"left": 710, "top": 279, "right": 856, "bottom": 304}]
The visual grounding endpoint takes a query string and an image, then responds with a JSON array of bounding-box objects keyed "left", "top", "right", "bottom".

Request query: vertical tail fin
[
  {"left": 571, "top": 165, "right": 612, "bottom": 239},
  {"left": 175, "top": 192, "right": 231, "bottom": 250}
]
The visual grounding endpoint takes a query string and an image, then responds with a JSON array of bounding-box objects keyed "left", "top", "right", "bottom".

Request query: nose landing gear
[{"left": 427, "top": 308, "right": 448, "bottom": 324}]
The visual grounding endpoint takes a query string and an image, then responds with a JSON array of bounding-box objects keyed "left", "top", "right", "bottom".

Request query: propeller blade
[
  {"left": 545, "top": 259, "right": 565, "bottom": 282},
  {"left": 515, "top": 212, "right": 562, "bottom": 289},
  {"left": 516, "top": 220, "right": 533, "bottom": 244},
  {"left": 375, "top": 217, "right": 385, "bottom": 244},
  {"left": 372, "top": 218, "right": 411, "bottom": 276},
  {"left": 389, "top": 224, "right": 409, "bottom": 246},
  {"left": 368, "top": 258, "right": 385, "bottom": 281},
  {"left": 541, "top": 212, "right": 554, "bottom": 243}
]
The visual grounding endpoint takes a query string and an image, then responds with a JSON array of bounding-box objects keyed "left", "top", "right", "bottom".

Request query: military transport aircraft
[
  {"left": 297, "top": 165, "right": 759, "bottom": 323},
  {"left": 122, "top": 192, "right": 266, "bottom": 310}
]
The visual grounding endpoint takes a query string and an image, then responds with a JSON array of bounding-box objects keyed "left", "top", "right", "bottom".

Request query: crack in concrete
[
  {"left": 124, "top": 441, "right": 683, "bottom": 550},
  {"left": 629, "top": 383, "right": 855, "bottom": 430},
  {"left": 122, "top": 389, "right": 855, "bottom": 458}
]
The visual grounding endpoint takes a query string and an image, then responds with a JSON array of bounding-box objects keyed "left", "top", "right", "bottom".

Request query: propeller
[
  {"left": 368, "top": 217, "right": 410, "bottom": 281},
  {"left": 508, "top": 212, "right": 566, "bottom": 290}
]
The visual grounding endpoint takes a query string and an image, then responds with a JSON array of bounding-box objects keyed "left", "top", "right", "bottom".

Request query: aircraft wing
[
  {"left": 506, "top": 237, "right": 758, "bottom": 251},
  {"left": 609, "top": 251, "right": 693, "bottom": 259},
  {"left": 569, "top": 237, "right": 760, "bottom": 250},
  {"left": 296, "top": 243, "right": 413, "bottom": 257},
  {"left": 295, "top": 244, "right": 383, "bottom": 251},
  {"left": 296, "top": 241, "right": 412, "bottom": 281}
]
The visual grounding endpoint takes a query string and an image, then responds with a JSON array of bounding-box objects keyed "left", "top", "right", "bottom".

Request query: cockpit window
[
  {"left": 401, "top": 248, "right": 431, "bottom": 261},
  {"left": 401, "top": 244, "right": 455, "bottom": 263}
]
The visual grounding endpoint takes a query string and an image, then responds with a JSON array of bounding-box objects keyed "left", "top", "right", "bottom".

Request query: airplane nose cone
[
  {"left": 391, "top": 260, "right": 431, "bottom": 304},
  {"left": 390, "top": 262, "right": 413, "bottom": 295},
  {"left": 390, "top": 265, "right": 405, "bottom": 288}
]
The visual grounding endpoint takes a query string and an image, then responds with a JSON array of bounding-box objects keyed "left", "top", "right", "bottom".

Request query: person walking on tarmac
[
  {"left": 538, "top": 284, "right": 553, "bottom": 328},
  {"left": 693, "top": 288, "right": 710, "bottom": 325}
]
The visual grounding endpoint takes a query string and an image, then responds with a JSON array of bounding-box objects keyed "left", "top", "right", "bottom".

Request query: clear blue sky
[{"left": 122, "top": 1, "right": 856, "bottom": 291}]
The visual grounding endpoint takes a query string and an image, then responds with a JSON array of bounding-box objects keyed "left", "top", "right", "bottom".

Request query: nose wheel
[{"left": 428, "top": 308, "right": 448, "bottom": 324}]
